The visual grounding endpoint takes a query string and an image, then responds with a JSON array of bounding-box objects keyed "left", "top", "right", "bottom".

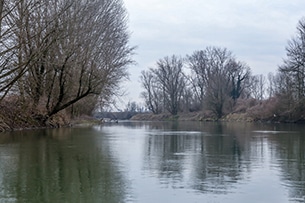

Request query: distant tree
[
  {"left": 227, "top": 60, "right": 251, "bottom": 103},
  {"left": 140, "top": 55, "right": 186, "bottom": 115},
  {"left": 275, "top": 17, "right": 305, "bottom": 120},
  {"left": 187, "top": 47, "right": 250, "bottom": 118},
  {"left": 152, "top": 55, "right": 186, "bottom": 115},
  {"left": 205, "top": 62, "right": 230, "bottom": 118},
  {"left": 266, "top": 72, "right": 276, "bottom": 98},
  {"left": 180, "top": 86, "right": 199, "bottom": 112},
  {"left": 125, "top": 101, "right": 137, "bottom": 112},
  {"left": 187, "top": 50, "right": 209, "bottom": 109},
  {"left": 140, "top": 70, "right": 163, "bottom": 114},
  {"left": 274, "top": 71, "right": 296, "bottom": 112},
  {"left": 279, "top": 17, "right": 305, "bottom": 101},
  {"left": 249, "top": 74, "right": 266, "bottom": 100},
  {"left": 124, "top": 101, "right": 144, "bottom": 113}
]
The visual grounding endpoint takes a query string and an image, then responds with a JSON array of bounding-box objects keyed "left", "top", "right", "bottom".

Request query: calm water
[{"left": 0, "top": 121, "right": 305, "bottom": 203}]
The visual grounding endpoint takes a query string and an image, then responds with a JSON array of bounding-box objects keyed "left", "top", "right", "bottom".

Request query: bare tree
[
  {"left": 249, "top": 74, "right": 266, "bottom": 100},
  {"left": 187, "top": 47, "right": 251, "bottom": 118},
  {"left": 227, "top": 60, "right": 251, "bottom": 103},
  {"left": 279, "top": 17, "right": 305, "bottom": 100},
  {"left": 0, "top": 0, "right": 134, "bottom": 123},
  {"left": 266, "top": 72, "right": 276, "bottom": 98},
  {"left": 179, "top": 85, "right": 198, "bottom": 112},
  {"left": 44, "top": 0, "right": 133, "bottom": 119},
  {"left": 205, "top": 63, "right": 230, "bottom": 118},
  {"left": 140, "top": 70, "right": 163, "bottom": 114},
  {"left": 0, "top": 0, "right": 31, "bottom": 99},
  {"left": 140, "top": 55, "right": 186, "bottom": 115},
  {"left": 153, "top": 55, "right": 186, "bottom": 115},
  {"left": 0, "top": 0, "right": 3, "bottom": 32},
  {"left": 187, "top": 50, "right": 209, "bottom": 110}
]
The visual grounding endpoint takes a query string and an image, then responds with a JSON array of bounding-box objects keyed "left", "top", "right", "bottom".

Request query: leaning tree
[{"left": 0, "top": 0, "right": 134, "bottom": 122}]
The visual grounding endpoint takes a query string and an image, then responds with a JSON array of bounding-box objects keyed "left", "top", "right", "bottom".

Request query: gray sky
[{"left": 120, "top": 0, "right": 305, "bottom": 108}]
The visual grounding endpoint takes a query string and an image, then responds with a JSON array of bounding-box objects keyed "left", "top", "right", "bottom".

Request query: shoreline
[
  {"left": 130, "top": 112, "right": 305, "bottom": 124},
  {"left": 1, "top": 112, "right": 304, "bottom": 133},
  {"left": 130, "top": 112, "right": 254, "bottom": 122}
]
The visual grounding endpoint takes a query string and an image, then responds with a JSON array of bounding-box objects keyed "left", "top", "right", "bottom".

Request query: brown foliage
[
  {"left": 245, "top": 96, "right": 300, "bottom": 122},
  {"left": 233, "top": 98, "right": 258, "bottom": 113},
  {"left": 0, "top": 96, "right": 39, "bottom": 131},
  {"left": 0, "top": 96, "right": 70, "bottom": 131},
  {"left": 246, "top": 97, "right": 279, "bottom": 121}
]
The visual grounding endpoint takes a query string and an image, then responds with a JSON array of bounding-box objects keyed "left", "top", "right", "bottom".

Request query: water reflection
[
  {"left": 0, "top": 122, "right": 305, "bottom": 202},
  {"left": 126, "top": 121, "right": 305, "bottom": 202},
  {"left": 270, "top": 130, "right": 305, "bottom": 202},
  {"left": 0, "top": 128, "right": 129, "bottom": 203},
  {"left": 143, "top": 123, "right": 249, "bottom": 195}
]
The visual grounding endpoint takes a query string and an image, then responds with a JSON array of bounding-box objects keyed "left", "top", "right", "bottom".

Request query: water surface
[{"left": 0, "top": 121, "right": 304, "bottom": 202}]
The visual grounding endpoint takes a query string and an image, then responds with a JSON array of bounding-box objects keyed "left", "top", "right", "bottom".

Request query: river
[{"left": 0, "top": 121, "right": 304, "bottom": 203}]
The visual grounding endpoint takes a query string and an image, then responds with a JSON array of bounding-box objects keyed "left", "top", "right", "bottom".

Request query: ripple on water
[{"left": 252, "top": 130, "right": 298, "bottom": 134}]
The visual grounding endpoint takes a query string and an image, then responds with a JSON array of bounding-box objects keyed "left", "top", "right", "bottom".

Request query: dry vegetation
[
  {"left": 132, "top": 97, "right": 305, "bottom": 123},
  {"left": 0, "top": 96, "right": 71, "bottom": 132},
  {"left": 138, "top": 18, "right": 305, "bottom": 123},
  {"left": 0, "top": 0, "right": 133, "bottom": 131}
]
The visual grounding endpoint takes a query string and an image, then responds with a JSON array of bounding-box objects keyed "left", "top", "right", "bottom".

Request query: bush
[
  {"left": 246, "top": 97, "right": 280, "bottom": 121},
  {"left": 0, "top": 95, "right": 70, "bottom": 131}
]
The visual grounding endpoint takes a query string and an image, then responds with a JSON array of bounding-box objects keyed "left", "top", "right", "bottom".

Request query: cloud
[{"left": 122, "top": 0, "right": 305, "bottom": 104}]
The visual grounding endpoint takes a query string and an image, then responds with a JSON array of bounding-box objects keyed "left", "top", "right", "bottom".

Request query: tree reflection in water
[
  {"left": 0, "top": 121, "right": 305, "bottom": 202},
  {"left": 0, "top": 128, "right": 129, "bottom": 203},
  {"left": 138, "top": 121, "right": 305, "bottom": 201},
  {"left": 269, "top": 128, "right": 305, "bottom": 201},
  {"left": 143, "top": 125, "right": 249, "bottom": 194}
]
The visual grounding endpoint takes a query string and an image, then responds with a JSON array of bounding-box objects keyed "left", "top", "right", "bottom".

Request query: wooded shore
[{"left": 1, "top": 111, "right": 304, "bottom": 133}]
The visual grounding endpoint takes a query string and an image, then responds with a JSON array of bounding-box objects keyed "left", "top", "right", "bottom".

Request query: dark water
[{"left": 0, "top": 121, "right": 305, "bottom": 203}]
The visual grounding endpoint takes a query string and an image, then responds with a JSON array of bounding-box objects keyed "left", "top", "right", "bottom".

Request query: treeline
[
  {"left": 140, "top": 18, "right": 305, "bottom": 122},
  {"left": 0, "top": 0, "right": 134, "bottom": 128}
]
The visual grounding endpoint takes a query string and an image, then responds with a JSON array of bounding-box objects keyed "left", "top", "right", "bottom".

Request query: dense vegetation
[
  {"left": 140, "top": 18, "right": 305, "bottom": 123},
  {"left": 0, "top": 0, "right": 134, "bottom": 130}
]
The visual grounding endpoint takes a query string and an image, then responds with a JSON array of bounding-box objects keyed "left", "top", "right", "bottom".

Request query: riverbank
[
  {"left": 0, "top": 100, "right": 71, "bottom": 132},
  {"left": 0, "top": 110, "right": 103, "bottom": 132},
  {"left": 0, "top": 109, "right": 303, "bottom": 133},
  {"left": 131, "top": 111, "right": 302, "bottom": 123},
  {"left": 0, "top": 112, "right": 70, "bottom": 132},
  {"left": 130, "top": 112, "right": 254, "bottom": 122}
]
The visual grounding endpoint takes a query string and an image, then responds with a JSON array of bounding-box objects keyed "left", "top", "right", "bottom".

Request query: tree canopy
[{"left": 0, "top": 0, "right": 134, "bottom": 124}]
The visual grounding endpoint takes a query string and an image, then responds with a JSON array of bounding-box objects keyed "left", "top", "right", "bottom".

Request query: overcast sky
[{"left": 120, "top": 0, "right": 305, "bottom": 108}]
